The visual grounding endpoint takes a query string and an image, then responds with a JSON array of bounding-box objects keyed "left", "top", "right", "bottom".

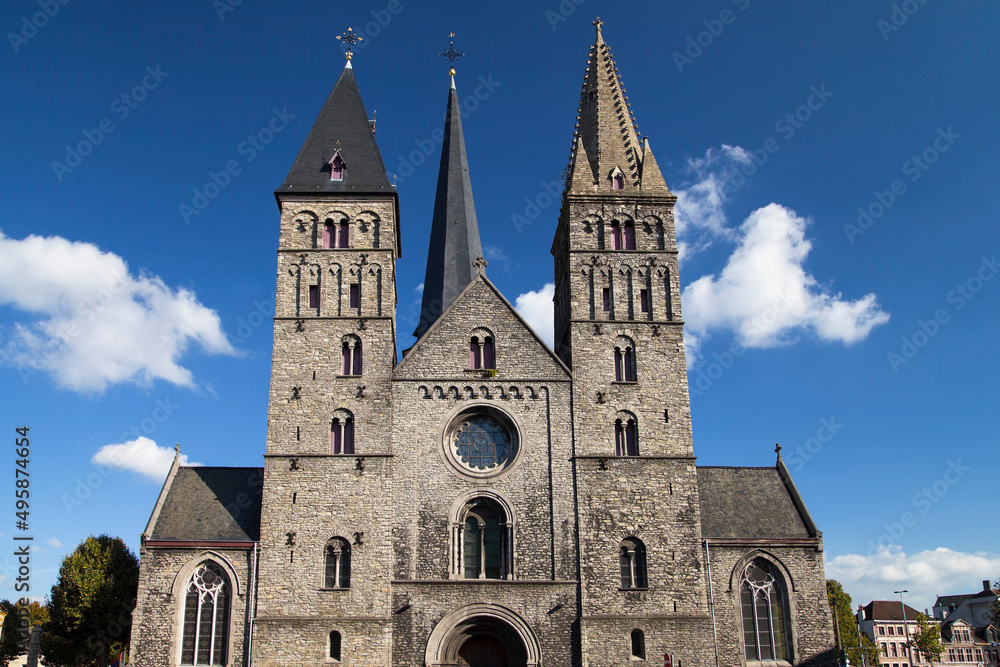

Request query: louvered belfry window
[
  {"left": 740, "top": 559, "right": 790, "bottom": 661},
  {"left": 181, "top": 563, "right": 230, "bottom": 666}
]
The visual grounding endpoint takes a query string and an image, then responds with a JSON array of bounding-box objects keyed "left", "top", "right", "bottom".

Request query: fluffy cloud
[
  {"left": 46, "top": 537, "right": 62, "bottom": 548},
  {"left": 826, "top": 546, "right": 1000, "bottom": 612},
  {"left": 682, "top": 203, "right": 889, "bottom": 357},
  {"left": 0, "top": 233, "right": 236, "bottom": 392},
  {"left": 673, "top": 145, "right": 750, "bottom": 259},
  {"left": 92, "top": 436, "right": 200, "bottom": 481},
  {"left": 515, "top": 283, "right": 555, "bottom": 348}
]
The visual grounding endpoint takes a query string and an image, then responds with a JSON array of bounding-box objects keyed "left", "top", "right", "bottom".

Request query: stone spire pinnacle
[
  {"left": 414, "top": 67, "right": 484, "bottom": 339},
  {"left": 564, "top": 22, "right": 670, "bottom": 196}
]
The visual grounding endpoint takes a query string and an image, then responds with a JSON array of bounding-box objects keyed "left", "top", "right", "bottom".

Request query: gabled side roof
[
  {"left": 861, "top": 601, "right": 925, "bottom": 622},
  {"left": 698, "top": 466, "right": 815, "bottom": 539},
  {"left": 147, "top": 466, "right": 264, "bottom": 542}
]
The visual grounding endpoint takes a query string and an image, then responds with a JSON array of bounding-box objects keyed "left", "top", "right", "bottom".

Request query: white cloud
[
  {"left": 515, "top": 283, "right": 555, "bottom": 348},
  {"left": 0, "top": 233, "right": 236, "bottom": 392},
  {"left": 483, "top": 245, "right": 511, "bottom": 271},
  {"left": 92, "top": 436, "right": 200, "bottom": 481},
  {"left": 682, "top": 203, "right": 889, "bottom": 358},
  {"left": 46, "top": 537, "right": 62, "bottom": 548},
  {"left": 673, "top": 145, "right": 750, "bottom": 259},
  {"left": 827, "top": 546, "right": 1000, "bottom": 612}
]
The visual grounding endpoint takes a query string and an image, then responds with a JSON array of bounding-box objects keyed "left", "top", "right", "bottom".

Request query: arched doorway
[
  {"left": 424, "top": 604, "right": 540, "bottom": 667},
  {"left": 457, "top": 633, "right": 509, "bottom": 666}
]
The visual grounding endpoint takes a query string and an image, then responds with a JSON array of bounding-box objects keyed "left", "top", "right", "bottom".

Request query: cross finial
[
  {"left": 473, "top": 256, "right": 488, "bottom": 273},
  {"left": 593, "top": 17, "right": 604, "bottom": 41},
  {"left": 336, "top": 27, "right": 363, "bottom": 61},
  {"left": 775, "top": 443, "right": 782, "bottom": 456},
  {"left": 440, "top": 32, "right": 465, "bottom": 73},
  {"left": 174, "top": 443, "right": 180, "bottom": 455}
]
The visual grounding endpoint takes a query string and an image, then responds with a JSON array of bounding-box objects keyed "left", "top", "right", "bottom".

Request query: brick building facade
[{"left": 129, "top": 22, "right": 837, "bottom": 667}]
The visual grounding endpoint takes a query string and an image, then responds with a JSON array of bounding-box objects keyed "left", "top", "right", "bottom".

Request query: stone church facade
[{"left": 129, "top": 22, "right": 837, "bottom": 667}]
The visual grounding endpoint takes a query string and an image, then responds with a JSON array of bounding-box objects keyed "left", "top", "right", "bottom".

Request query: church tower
[
  {"left": 254, "top": 49, "right": 400, "bottom": 663},
  {"left": 553, "top": 20, "right": 714, "bottom": 663}
]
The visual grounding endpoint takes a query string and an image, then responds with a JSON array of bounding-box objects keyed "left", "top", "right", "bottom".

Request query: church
[{"left": 128, "top": 21, "right": 837, "bottom": 667}]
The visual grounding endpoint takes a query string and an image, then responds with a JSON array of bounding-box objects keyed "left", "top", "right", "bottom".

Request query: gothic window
[
  {"left": 740, "top": 558, "right": 792, "bottom": 662},
  {"left": 615, "top": 412, "right": 638, "bottom": 456},
  {"left": 613, "top": 174, "right": 624, "bottom": 190},
  {"left": 610, "top": 222, "right": 623, "bottom": 250},
  {"left": 468, "top": 330, "right": 496, "bottom": 370},
  {"left": 341, "top": 336, "right": 362, "bottom": 376},
  {"left": 619, "top": 538, "right": 647, "bottom": 589},
  {"left": 453, "top": 496, "right": 513, "bottom": 580},
  {"left": 631, "top": 629, "right": 646, "bottom": 660},
  {"left": 639, "top": 288, "right": 649, "bottom": 313},
  {"left": 329, "top": 631, "right": 342, "bottom": 661},
  {"left": 324, "top": 538, "right": 351, "bottom": 589},
  {"left": 329, "top": 153, "right": 345, "bottom": 181},
  {"left": 614, "top": 337, "right": 636, "bottom": 382},
  {"left": 349, "top": 283, "right": 360, "bottom": 310},
  {"left": 330, "top": 410, "right": 354, "bottom": 455},
  {"left": 180, "top": 562, "right": 230, "bottom": 666}
]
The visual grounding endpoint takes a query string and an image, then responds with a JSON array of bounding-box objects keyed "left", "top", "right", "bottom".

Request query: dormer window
[
  {"left": 613, "top": 175, "right": 624, "bottom": 190},
  {"left": 329, "top": 152, "right": 346, "bottom": 181}
]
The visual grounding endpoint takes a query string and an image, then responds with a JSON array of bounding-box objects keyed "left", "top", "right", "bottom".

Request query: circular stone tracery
[{"left": 453, "top": 416, "right": 511, "bottom": 471}]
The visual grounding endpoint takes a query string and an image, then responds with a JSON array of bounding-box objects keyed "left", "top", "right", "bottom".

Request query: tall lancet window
[
  {"left": 329, "top": 152, "right": 345, "bottom": 181},
  {"left": 341, "top": 335, "right": 362, "bottom": 376},
  {"left": 468, "top": 329, "right": 496, "bottom": 370},
  {"left": 324, "top": 538, "right": 351, "bottom": 589},
  {"left": 613, "top": 174, "right": 624, "bottom": 190},
  {"left": 180, "top": 562, "right": 230, "bottom": 666},
  {"left": 614, "top": 412, "right": 638, "bottom": 456},
  {"left": 330, "top": 410, "right": 355, "bottom": 455},
  {"left": 740, "top": 559, "right": 792, "bottom": 662}
]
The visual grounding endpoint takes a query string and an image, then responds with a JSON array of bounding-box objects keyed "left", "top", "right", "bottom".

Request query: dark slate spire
[
  {"left": 414, "top": 71, "right": 484, "bottom": 339},
  {"left": 276, "top": 61, "right": 394, "bottom": 196}
]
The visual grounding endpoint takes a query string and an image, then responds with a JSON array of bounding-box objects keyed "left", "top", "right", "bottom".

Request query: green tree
[
  {"left": 907, "top": 613, "right": 944, "bottom": 665},
  {"left": 990, "top": 578, "right": 1000, "bottom": 629},
  {"left": 0, "top": 600, "right": 48, "bottom": 666},
  {"left": 827, "top": 579, "right": 881, "bottom": 666},
  {"left": 41, "top": 536, "right": 138, "bottom": 667}
]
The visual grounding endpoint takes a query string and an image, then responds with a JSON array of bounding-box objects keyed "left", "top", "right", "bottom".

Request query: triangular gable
[{"left": 396, "top": 273, "right": 570, "bottom": 380}]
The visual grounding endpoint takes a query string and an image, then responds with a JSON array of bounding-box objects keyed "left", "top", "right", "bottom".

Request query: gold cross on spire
[
  {"left": 440, "top": 32, "right": 465, "bottom": 75},
  {"left": 336, "top": 27, "right": 363, "bottom": 61}
]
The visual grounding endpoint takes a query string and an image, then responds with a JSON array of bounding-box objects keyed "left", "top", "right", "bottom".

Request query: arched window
[
  {"left": 610, "top": 221, "right": 623, "bottom": 250},
  {"left": 613, "top": 174, "right": 624, "bottom": 190},
  {"left": 324, "top": 538, "right": 351, "bottom": 589},
  {"left": 329, "top": 631, "right": 342, "bottom": 661},
  {"left": 453, "top": 496, "right": 514, "bottom": 580},
  {"left": 631, "top": 629, "right": 646, "bottom": 660},
  {"left": 740, "top": 558, "right": 792, "bottom": 662},
  {"left": 615, "top": 412, "right": 638, "bottom": 456},
  {"left": 341, "top": 336, "right": 362, "bottom": 376},
  {"left": 180, "top": 562, "right": 230, "bottom": 666},
  {"left": 623, "top": 222, "right": 636, "bottom": 250},
  {"left": 614, "top": 338, "right": 636, "bottom": 382},
  {"left": 323, "top": 219, "right": 350, "bottom": 249},
  {"left": 329, "top": 153, "right": 345, "bottom": 181},
  {"left": 619, "top": 538, "right": 647, "bottom": 589},
  {"left": 468, "top": 331, "right": 496, "bottom": 370},
  {"left": 330, "top": 411, "right": 354, "bottom": 455}
]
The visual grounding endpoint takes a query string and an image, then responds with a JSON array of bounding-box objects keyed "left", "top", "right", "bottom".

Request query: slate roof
[
  {"left": 862, "top": 601, "right": 926, "bottom": 622},
  {"left": 276, "top": 63, "right": 394, "bottom": 196},
  {"left": 697, "top": 466, "right": 814, "bottom": 539},
  {"left": 149, "top": 467, "right": 263, "bottom": 542},
  {"left": 414, "top": 74, "right": 483, "bottom": 339}
]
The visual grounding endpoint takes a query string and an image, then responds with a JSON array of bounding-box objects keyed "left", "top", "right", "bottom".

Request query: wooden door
[{"left": 457, "top": 634, "right": 508, "bottom": 667}]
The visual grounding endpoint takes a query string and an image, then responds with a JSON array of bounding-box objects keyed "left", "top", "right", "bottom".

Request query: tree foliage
[
  {"left": 827, "top": 579, "right": 881, "bottom": 666},
  {"left": 41, "top": 536, "right": 138, "bottom": 667},
  {"left": 0, "top": 600, "right": 48, "bottom": 667},
  {"left": 990, "top": 578, "right": 1000, "bottom": 629},
  {"left": 907, "top": 613, "right": 944, "bottom": 665}
]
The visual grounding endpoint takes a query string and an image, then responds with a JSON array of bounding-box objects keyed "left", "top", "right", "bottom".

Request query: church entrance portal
[
  {"left": 424, "top": 604, "right": 540, "bottom": 667},
  {"left": 457, "top": 633, "right": 510, "bottom": 667}
]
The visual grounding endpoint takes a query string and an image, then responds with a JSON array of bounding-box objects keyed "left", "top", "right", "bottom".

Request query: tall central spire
[{"left": 414, "top": 48, "right": 484, "bottom": 339}]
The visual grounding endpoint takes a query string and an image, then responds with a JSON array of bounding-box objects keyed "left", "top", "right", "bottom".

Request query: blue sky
[{"left": 1, "top": 0, "right": 998, "bottom": 612}]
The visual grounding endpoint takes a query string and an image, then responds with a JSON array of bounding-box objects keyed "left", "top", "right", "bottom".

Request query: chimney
[{"left": 985, "top": 579, "right": 992, "bottom": 592}]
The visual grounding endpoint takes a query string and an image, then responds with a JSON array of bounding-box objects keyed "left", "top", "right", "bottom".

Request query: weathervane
[
  {"left": 336, "top": 27, "right": 363, "bottom": 60},
  {"left": 440, "top": 32, "right": 464, "bottom": 74}
]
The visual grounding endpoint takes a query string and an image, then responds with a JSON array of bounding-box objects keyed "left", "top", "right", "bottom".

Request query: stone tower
[
  {"left": 254, "top": 56, "right": 400, "bottom": 663},
  {"left": 551, "top": 19, "right": 715, "bottom": 664}
]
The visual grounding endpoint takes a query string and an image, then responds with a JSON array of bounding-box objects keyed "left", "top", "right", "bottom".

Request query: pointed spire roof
[
  {"left": 414, "top": 70, "right": 484, "bottom": 339},
  {"left": 277, "top": 62, "right": 394, "bottom": 196},
  {"left": 565, "top": 19, "right": 672, "bottom": 196}
]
